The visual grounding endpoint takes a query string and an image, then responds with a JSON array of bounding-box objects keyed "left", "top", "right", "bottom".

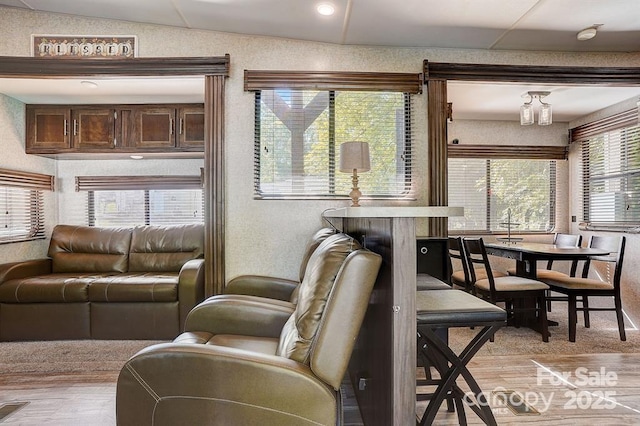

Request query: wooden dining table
[{"left": 484, "top": 241, "right": 610, "bottom": 279}]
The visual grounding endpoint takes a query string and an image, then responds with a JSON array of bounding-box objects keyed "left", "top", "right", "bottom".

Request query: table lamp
[{"left": 339, "top": 141, "right": 371, "bottom": 207}]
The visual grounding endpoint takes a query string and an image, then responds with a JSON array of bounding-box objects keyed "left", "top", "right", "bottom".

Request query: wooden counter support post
[{"left": 324, "top": 207, "right": 463, "bottom": 425}]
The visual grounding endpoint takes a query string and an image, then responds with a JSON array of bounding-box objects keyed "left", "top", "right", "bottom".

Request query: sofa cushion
[
  {"left": 128, "top": 224, "right": 204, "bottom": 272},
  {"left": 48, "top": 225, "right": 132, "bottom": 273},
  {"left": 0, "top": 273, "right": 109, "bottom": 303},
  {"left": 88, "top": 273, "right": 179, "bottom": 302}
]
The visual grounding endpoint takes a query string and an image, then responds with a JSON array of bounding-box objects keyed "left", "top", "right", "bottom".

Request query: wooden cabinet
[
  {"left": 26, "top": 103, "right": 204, "bottom": 157},
  {"left": 26, "top": 107, "right": 72, "bottom": 152},
  {"left": 132, "top": 105, "right": 205, "bottom": 150},
  {"left": 73, "top": 108, "right": 116, "bottom": 149},
  {"left": 134, "top": 107, "right": 176, "bottom": 149},
  {"left": 178, "top": 107, "right": 205, "bottom": 148}
]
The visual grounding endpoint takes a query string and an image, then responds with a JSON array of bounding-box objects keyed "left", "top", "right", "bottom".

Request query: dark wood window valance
[
  {"left": 75, "top": 175, "right": 202, "bottom": 191},
  {"left": 0, "top": 168, "right": 54, "bottom": 190},
  {"left": 570, "top": 109, "right": 638, "bottom": 143},
  {"left": 423, "top": 60, "right": 640, "bottom": 85},
  {"left": 448, "top": 145, "right": 568, "bottom": 160},
  {"left": 244, "top": 70, "right": 423, "bottom": 93},
  {"left": 0, "top": 55, "right": 229, "bottom": 78}
]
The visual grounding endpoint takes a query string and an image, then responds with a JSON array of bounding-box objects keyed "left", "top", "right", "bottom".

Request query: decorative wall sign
[{"left": 32, "top": 35, "right": 137, "bottom": 58}]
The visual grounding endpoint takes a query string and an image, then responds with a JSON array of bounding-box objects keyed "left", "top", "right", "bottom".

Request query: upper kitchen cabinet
[
  {"left": 73, "top": 108, "right": 116, "bottom": 150},
  {"left": 26, "top": 107, "right": 72, "bottom": 152},
  {"left": 25, "top": 103, "right": 204, "bottom": 158},
  {"left": 131, "top": 105, "right": 205, "bottom": 149}
]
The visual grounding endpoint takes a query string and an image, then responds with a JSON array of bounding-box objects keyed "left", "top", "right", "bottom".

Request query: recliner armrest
[
  {"left": 225, "top": 275, "right": 298, "bottom": 301},
  {"left": 178, "top": 258, "right": 205, "bottom": 330},
  {"left": 185, "top": 295, "right": 295, "bottom": 338},
  {"left": 117, "top": 343, "right": 337, "bottom": 426},
  {"left": 0, "top": 259, "right": 52, "bottom": 284}
]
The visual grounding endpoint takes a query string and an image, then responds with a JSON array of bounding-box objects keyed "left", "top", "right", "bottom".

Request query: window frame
[
  {"left": 75, "top": 174, "right": 204, "bottom": 227},
  {"left": 447, "top": 145, "right": 564, "bottom": 235},
  {"left": 245, "top": 70, "right": 421, "bottom": 200}
]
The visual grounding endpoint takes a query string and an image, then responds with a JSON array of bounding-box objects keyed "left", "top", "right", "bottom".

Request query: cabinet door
[
  {"left": 177, "top": 106, "right": 205, "bottom": 148},
  {"left": 134, "top": 107, "right": 176, "bottom": 149},
  {"left": 72, "top": 109, "right": 116, "bottom": 149},
  {"left": 26, "top": 107, "right": 71, "bottom": 152}
]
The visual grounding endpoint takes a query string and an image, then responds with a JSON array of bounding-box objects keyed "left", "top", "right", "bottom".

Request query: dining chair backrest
[
  {"left": 448, "top": 236, "right": 470, "bottom": 287},
  {"left": 547, "top": 233, "right": 583, "bottom": 274},
  {"left": 461, "top": 237, "right": 496, "bottom": 292},
  {"left": 580, "top": 235, "right": 626, "bottom": 288},
  {"left": 553, "top": 233, "right": 582, "bottom": 248}
]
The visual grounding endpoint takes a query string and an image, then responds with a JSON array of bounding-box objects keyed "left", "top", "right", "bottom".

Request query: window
[
  {"left": 245, "top": 70, "right": 422, "bottom": 200},
  {"left": 581, "top": 123, "right": 640, "bottom": 227},
  {"left": 0, "top": 168, "right": 53, "bottom": 244},
  {"left": 76, "top": 175, "right": 203, "bottom": 227},
  {"left": 448, "top": 145, "right": 562, "bottom": 234},
  {"left": 255, "top": 90, "right": 411, "bottom": 198}
]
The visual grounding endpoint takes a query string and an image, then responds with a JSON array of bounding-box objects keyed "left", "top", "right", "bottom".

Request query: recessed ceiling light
[
  {"left": 130, "top": 155, "right": 144, "bottom": 160},
  {"left": 577, "top": 25, "right": 600, "bottom": 41},
  {"left": 80, "top": 80, "right": 98, "bottom": 89},
  {"left": 316, "top": 3, "right": 335, "bottom": 16}
]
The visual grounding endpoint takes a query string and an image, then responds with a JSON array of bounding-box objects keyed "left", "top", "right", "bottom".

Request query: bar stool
[{"left": 416, "top": 289, "right": 506, "bottom": 425}]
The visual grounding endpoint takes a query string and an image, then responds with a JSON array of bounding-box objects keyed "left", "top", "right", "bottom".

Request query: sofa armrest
[
  {"left": 0, "top": 259, "right": 52, "bottom": 284},
  {"left": 185, "top": 295, "right": 295, "bottom": 338},
  {"left": 178, "top": 258, "right": 205, "bottom": 331},
  {"left": 116, "top": 343, "right": 337, "bottom": 426},
  {"left": 225, "top": 275, "right": 298, "bottom": 301}
]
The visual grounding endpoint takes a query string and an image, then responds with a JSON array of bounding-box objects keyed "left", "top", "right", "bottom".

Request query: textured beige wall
[{"left": 1, "top": 7, "right": 640, "bottom": 284}]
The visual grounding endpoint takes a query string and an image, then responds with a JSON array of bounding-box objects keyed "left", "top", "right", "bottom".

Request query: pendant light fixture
[{"left": 520, "top": 91, "right": 552, "bottom": 126}]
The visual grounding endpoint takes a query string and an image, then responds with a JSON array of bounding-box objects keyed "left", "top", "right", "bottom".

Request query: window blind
[
  {"left": 448, "top": 157, "right": 556, "bottom": 234},
  {"left": 254, "top": 89, "right": 413, "bottom": 199},
  {"left": 76, "top": 175, "right": 204, "bottom": 227},
  {"left": 581, "top": 124, "right": 640, "bottom": 228},
  {"left": 0, "top": 168, "right": 53, "bottom": 244}
]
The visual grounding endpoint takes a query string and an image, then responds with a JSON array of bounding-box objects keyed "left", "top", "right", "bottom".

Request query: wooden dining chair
[
  {"left": 538, "top": 235, "right": 627, "bottom": 342},
  {"left": 449, "top": 236, "right": 505, "bottom": 293},
  {"left": 463, "top": 237, "right": 550, "bottom": 342},
  {"left": 506, "top": 233, "right": 583, "bottom": 312}
]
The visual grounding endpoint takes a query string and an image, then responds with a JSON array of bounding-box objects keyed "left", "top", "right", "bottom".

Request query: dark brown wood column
[
  {"left": 204, "top": 74, "right": 226, "bottom": 296},
  {"left": 426, "top": 78, "right": 448, "bottom": 237}
]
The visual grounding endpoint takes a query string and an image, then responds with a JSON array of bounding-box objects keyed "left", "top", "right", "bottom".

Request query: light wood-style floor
[{"left": 2, "top": 352, "right": 640, "bottom": 425}]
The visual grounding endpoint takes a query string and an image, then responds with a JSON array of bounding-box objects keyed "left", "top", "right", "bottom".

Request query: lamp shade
[{"left": 339, "top": 142, "right": 371, "bottom": 173}]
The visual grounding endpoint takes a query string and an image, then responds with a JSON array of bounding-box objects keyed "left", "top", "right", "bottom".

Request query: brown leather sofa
[
  {"left": 116, "top": 232, "right": 381, "bottom": 425},
  {"left": 0, "top": 224, "right": 205, "bottom": 341}
]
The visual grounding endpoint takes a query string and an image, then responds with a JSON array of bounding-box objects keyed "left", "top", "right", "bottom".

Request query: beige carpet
[
  {"left": 0, "top": 340, "right": 165, "bottom": 377},
  {"left": 449, "top": 309, "right": 640, "bottom": 356}
]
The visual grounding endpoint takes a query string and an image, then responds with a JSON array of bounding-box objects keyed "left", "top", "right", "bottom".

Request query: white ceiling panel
[
  {"left": 13, "top": 0, "right": 187, "bottom": 28},
  {"left": 179, "top": 0, "right": 349, "bottom": 44}
]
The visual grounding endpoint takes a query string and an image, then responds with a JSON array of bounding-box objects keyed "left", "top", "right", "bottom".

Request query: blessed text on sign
[{"left": 32, "top": 35, "right": 137, "bottom": 59}]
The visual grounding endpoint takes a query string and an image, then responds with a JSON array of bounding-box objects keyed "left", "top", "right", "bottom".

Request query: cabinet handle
[
  {"left": 63, "top": 119, "right": 68, "bottom": 136},
  {"left": 179, "top": 118, "right": 184, "bottom": 135},
  {"left": 73, "top": 119, "right": 78, "bottom": 136},
  {"left": 170, "top": 118, "right": 174, "bottom": 135}
]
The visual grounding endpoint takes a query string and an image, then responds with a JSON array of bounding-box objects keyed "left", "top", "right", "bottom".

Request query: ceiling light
[
  {"left": 80, "top": 80, "right": 98, "bottom": 89},
  {"left": 577, "top": 26, "right": 598, "bottom": 41},
  {"left": 130, "top": 155, "right": 144, "bottom": 160},
  {"left": 520, "top": 91, "right": 552, "bottom": 126},
  {"left": 316, "top": 3, "right": 335, "bottom": 16}
]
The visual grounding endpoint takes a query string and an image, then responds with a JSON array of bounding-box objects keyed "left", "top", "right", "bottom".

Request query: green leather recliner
[{"left": 116, "top": 232, "right": 381, "bottom": 425}]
